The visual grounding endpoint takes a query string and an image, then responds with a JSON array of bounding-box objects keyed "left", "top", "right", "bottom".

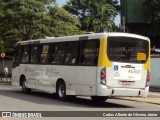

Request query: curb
[{"left": 114, "top": 96, "right": 160, "bottom": 105}]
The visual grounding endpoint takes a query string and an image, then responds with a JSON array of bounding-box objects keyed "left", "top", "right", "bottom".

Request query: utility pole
[{"left": 122, "top": 16, "right": 125, "bottom": 33}]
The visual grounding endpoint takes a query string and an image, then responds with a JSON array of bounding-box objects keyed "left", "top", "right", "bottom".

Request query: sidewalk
[
  {"left": 0, "top": 78, "right": 12, "bottom": 83},
  {"left": 116, "top": 87, "right": 160, "bottom": 105}
]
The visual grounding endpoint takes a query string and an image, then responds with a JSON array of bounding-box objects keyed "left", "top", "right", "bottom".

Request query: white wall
[{"left": 150, "top": 57, "right": 160, "bottom": 87}]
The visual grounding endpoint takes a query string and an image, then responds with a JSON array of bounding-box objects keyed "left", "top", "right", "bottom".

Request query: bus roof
[{"left": 17, "top": 32, "right": 149, "bottom": 46}]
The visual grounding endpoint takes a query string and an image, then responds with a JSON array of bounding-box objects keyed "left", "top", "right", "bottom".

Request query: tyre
[
  {"left": 56, "top": 81, "right": 66, "bottom": 101},
  {"left": 91, "top": 96, "right": 108, "bottom": 102},
  {"left": 22, "top": 78, "right": 31, "bottom": 93}
]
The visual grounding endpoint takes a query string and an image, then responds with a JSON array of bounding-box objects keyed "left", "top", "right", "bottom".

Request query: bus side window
[
  {"left": 65, "top": 42, "right": 78, "bottom": 65},
  {"left": 30, "top": 45, "right": 39, "bottom": 63},
  {"left": 40, "top": 44, "right": 49, "bottom": 64},
  {"left": 80, "top": 54, "right": 84, "bottom": 64},
  {"left": 81, "top": 40, "right": 99, "bottom": 65},
  {"left": 13, "top": 46, "right": 22, "bottom": 68},
  {"left": 52, "top": 43, "right": 66, "bottom": 64},
  {"left": 22, "top": 46, "right": 29, "bottom": 63}
]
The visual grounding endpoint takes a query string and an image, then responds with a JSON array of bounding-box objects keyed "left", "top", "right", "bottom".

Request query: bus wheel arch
[{"left": 56, "top": 79, "right": 66, "bottom": 101}]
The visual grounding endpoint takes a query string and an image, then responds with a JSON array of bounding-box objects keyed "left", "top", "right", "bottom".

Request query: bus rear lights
[
  {"left": 147, "top": 71, "right": 150, "bottom": 81},
  {"left": 146, "top": 71, "right": 150, "bottom": 87},
  {"left": 101, "top": 75, "right": 106, "bottom": 79},
  {"left": 100, "top": 67, "right": 106, "bottom": 85},
  {"left": 147, "top": 77, "right": 150, "bottom": 81}
]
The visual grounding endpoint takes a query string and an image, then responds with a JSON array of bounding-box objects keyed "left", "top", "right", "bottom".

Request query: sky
[
  {"left": 57, "top": 0, "right": 120, "bottom": 26},
  {"left": 57, "top": 0, "right": 68, "bottom": 7}
]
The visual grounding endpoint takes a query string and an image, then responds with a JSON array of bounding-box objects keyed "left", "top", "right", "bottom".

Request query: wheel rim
[{"left": 58, "top": 84, "right": 65, "bottom": 98}]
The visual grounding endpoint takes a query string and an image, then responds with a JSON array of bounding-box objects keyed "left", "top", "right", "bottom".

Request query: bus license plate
[{"left": 122, "top": 81, "right": 134, "bottom": 85}]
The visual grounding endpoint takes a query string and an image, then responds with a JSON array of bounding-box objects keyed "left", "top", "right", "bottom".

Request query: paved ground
[
  {"left": 0, "top": 82, "right": 159, "bottom": 120},
  {"left": 0, "top": 80, "right": 160, "bottom": 105},
  {"left": 116, "top": 87, "right": 160, "bottom": 105}
]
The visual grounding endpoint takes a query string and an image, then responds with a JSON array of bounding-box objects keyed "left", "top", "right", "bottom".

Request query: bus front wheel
[
  {"left": 91, "top": 96, "right": 108, "bottom": 102},
  {"left": 56, "top": 80, "right": 66, "bottom": 101},
  {"left": 22, "top": 79, "right": 31, "bottom": 93}
]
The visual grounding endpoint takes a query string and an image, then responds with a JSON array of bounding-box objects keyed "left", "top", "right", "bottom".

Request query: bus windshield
[{"left": 107, "top": 36, "right": 149, "bottom": 63}]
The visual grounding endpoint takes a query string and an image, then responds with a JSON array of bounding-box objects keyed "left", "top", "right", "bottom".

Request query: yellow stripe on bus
[
  {"left": 98, "top": 37, "right": 112, "bottom": 67},
  {"left": 144, "top": 42, "right": 150, "bottom": 70}
]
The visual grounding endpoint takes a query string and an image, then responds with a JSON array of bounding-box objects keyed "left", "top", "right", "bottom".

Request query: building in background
[
  {"left": 120, "top": 0, "right": 152, "bottom": 36},
  {"left": 121, "top": 0, "right": 160, "bottom": 88}
]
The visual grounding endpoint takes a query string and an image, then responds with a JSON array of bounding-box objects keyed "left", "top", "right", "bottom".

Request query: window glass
[
  {"left": 107, "top": 37, "right": 149, "bottom": 63},
  {"left": 65, "top": 42, "right": 78, "bottom": 64},
  {"left": 40, "top": 45, "right": 49, "bottom": 64},
  {"left": 51, "top": 43, "right": 66, "bottom": 64},
  {"left": 14, "top": 46, "right": 22, "bottom": 64},
  {"left": 80, "top": 40, "right": 99, "bottom": 65},
  {"left": 22, "top": 46, "right": 29, "bottom": 63},
  {"left": 30, "top": 45, "right": 39, "bottom": 63}
]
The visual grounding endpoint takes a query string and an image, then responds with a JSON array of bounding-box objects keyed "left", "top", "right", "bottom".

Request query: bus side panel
[
  {"left": 28, "top": 65, "right": 97, "bottom": 96},
  {"left": 58, "top": 66, "right": 97, "bottom": 96},
  {"left": 35, "top": 65, "right": 59, "bottom": 93},
  {"left": 12, "top": 66, "right": 21, "bottom": 86}
]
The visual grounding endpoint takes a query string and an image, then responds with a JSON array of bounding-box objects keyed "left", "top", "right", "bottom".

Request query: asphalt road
[{"left": 0, "top": 83, "right": 160, "bottom": 120}]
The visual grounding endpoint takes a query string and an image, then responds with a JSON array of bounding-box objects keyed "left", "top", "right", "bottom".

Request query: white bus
[{"left": 12, "top": 32, "right": 150, "bottom": 102}]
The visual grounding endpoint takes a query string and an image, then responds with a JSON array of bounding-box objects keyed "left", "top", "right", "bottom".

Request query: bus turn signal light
[
  {"left": 147, "top": 71, "right": 150, "bottom": 81},
  {"left": 146, "top": 70, "right": 150, "bottom": 87},
  {"left": 100, "top": 67, "right": 106, "bottom": 85}
]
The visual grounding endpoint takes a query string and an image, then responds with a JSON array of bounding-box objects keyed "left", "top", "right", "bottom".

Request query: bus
[{"left": 12, "top": 32, "right": 150, "bottom": 102}]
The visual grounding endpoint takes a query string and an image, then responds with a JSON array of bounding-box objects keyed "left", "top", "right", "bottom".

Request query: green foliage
[
  {"left": 48, "top": 7, "right": 83, "bottom": 36},
  {"left": 144, "top": 0, "right": 160, "bottom": 36},
  {"left": 3, "top": 0, "right": 53, "bottom": 40},
  {"left": 64, "top": 0, "right": 118, "bottom": 32},
  {"left": 3, "top": 29, "right": 21, "bottom": 52},
  {"left": 0, "top": 0, "right": 82, "bottom": 55}
]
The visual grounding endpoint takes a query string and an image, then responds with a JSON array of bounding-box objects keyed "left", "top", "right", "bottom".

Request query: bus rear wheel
[
  {"left": 91, "top": 96, "right": 108, "bottom": 102},
  {"left": 22, "top": 79, "right": 31, "bottom": 93},
  {"left": 56, "top": 81, "right": 66, "bottom": 101}
]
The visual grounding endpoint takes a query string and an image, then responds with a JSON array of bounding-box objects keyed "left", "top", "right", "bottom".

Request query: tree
[
  {"left": 0, "top": 0, "right": 55, "bottom": 52},
  {"left": 3, "top": 0, "right": 56, "bottom": 40},
  {"left": 48, "top": 6, "right": 83, "bottom": 37},
  {"left": 64, "top": 0, "right": 118, "bottom": 32},
  {"left": 0, "top": 0, "right": 55, "bottom": 54},
  {"left": 144, "top": 0, "right": 160, "bottom": 35},
  {"left": 144, "top": 0, "right": 160, "bottom": 47},
  {"left": 0, "top": 0, "right": 83, "bottom": 55}
]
